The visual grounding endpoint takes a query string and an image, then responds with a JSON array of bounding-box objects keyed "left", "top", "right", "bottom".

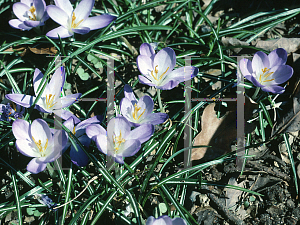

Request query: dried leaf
[
  {"left": 191, "top": 102, "right": 236, "bottom": 161},
  {"left": 192, "top": 97, "right": 257, "bottom": 161},
  {"left": 28, "top": 46, "right": 57, "bottom": 55},
  {"left": 221, "top": 37, "right": 249, "bottom": 53},
  {"left": 225, "top": 177, "right": 245, "bottom": 209},
  {"left": 3, "top": 46, "right": 57, "bottom": 56},
  {"left": 255, "top": 38, "right": 300, "bottom": 53}
]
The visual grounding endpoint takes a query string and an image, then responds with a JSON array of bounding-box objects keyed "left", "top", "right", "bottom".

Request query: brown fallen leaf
[
  {"left": 225, "top": 177, "right": 245, "bottom": 209},
  {"left": 255, "top": 38, "right": 300, "bottom": 53},
  {"left": 3, "top": 46, "right": 57, "bottom": 56},
  {"left": 28, "top": 46, "right": 57, "bottom": 55},
  {"left": 203, "top": 69, "right": 222, "bottom": 91},
  {"left": 192, "top": 97, "right": 257, "bottom": 161},
  {"left": 221, "top": 37, "right": 250, "bottom": 53},
  {"left": 191, "top": 102, "right": 236, "bottom": 161}
]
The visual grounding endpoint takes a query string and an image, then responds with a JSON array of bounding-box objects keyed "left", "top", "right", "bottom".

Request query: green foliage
[
  {"left": 0, "top": 0, "right": 298, "bottom": 224},
  {"left": 76, "top": 67, "right": 90, "bottom": 81}
]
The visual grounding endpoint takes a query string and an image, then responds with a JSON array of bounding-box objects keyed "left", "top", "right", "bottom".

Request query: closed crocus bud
[
  {"left": 63, "top": 115, "right": 103, "bottom": 167},
  {"left": 146, "top": 216, "right": 187, "bottom": 225}
]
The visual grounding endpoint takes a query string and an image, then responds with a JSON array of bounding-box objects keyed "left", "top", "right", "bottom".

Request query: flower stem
[
  {"left": 157, "top": 88, "right": 165, "bottom": 113},
  {"left": 33, "top": 26, "right": 41, "bottom": 36},
  {"left": 252, "top": 87, "right": 260, "bottom": 100}
]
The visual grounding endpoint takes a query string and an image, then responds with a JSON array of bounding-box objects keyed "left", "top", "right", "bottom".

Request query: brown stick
[{"left": 201, "top": 185, "right": 245, "bottom": 225}]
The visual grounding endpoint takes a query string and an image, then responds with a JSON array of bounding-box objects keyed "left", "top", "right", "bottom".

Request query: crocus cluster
[
  {"left": 9, "top": 0, "right": 116, "bottom": 38},
  {"left": 238, "top": 48, "right": 293, "bottom": 94},
  {"left": 146, "top": 216, "right": 187, "bottom": 225},
  {"left": 137, "top": 43, "right": 199, "bottom": 90},
  {"left": 9, "top": 0, "right": 49, "bottom": 31}
]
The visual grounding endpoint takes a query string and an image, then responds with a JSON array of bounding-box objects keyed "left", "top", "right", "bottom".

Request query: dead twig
[{"left": 201, "top": 185, "right": 245, "bottom": 225}]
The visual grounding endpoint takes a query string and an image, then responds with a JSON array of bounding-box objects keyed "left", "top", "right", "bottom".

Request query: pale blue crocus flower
[
  {"left": 12, "top": 118, "right": 68, "bottom": 174},
  {"left": 5, "top": 67, "right": 82, "bottom": 116},
  {"left": 46, "top": 0, "right": 116, "bottom": 39},
  {"left": 146, "top": 216, "right": 187, "bottom": 225},
  {"left": 120, "top": 84, "right": 168, "bottom": 127},
  {"left": 238, "top": 48, "right": 293, "bottom": 94},
  {"left": 86, "top": 117, "right": 154, "bottom": 164},
  {"left": 137, "top": 43, "right": 198, "bottom": 90},
  {"left": 9, "top": 0, "right": 49, "bottom": 31}
]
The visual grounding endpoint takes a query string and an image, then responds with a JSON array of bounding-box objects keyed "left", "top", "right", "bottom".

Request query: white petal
[
  {"left": 16, "top": 139, "right": 40, "bottom": 157},
  {"left": 54, "top": 0, "right": 73, "bottom": 16},
  {"left": 30, "top": 119, "right": 52, "bottom": 150},
  {"left": 46, "top": 5, "right": 69, "bottom": 28}
]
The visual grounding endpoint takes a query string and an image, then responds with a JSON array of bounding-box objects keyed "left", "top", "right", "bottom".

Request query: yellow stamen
[
  {"left": 264, "top": 79, "right": 275, "bottom": 82},
  {"left": 154, "top": 65, "right": 158, "bottom": 74},
  {"left": 29, "top": 6, "right": 36, "bottom": 21},
  {"left": 159, "top": 67, "right": 169, "bottom": 80},
  {"left": 150, "top": 65, "right": 169, "bottom": 81},
  {"left": 71, "top": 12, "right": 84, "bottom": 29},
  {"left": 132, "top": 103, "right": 145, "bottom": 121},
  {"left": 45, "top": 94, "right": 57, "bottom": 109},
  {"left": 32, "top": 136, "right": 48, "bottom": 154},
  {"left": 113, "top": 130, "right": 126, "bottom": 153},
  {"left": 72, "top": 127, "right": 76, "bottom": 135},
  {"left": 259, "top": 67, "right": 274, "bottom": 83}
]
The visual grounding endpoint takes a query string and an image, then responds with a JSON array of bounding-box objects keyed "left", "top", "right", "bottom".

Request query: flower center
[
  {"left": 259, "top": 67, "right": 274, "bottom": 83},
  {"left": 132, "top": 103, "right": 145, "bottom": 121},
  {"left": 28, "top": 6, "right": 36, "bottom": 21},
  {"left": 151, "top": 65, "right": 169, "bottom": 81},
  {"left": 71, "top": 12, "right": 84, "bottom": 29},
  {"left": 32, "top": 136, "right": 48, "bottom": 157},
  {"left": 45, "top": 94, "right": 57, "bottom": 109},
  {"left": 113, "top": 130, "right": 126, "bottom": 153},
  {"left": 72, "top": 127, "right": 76, "bottom": 135}
]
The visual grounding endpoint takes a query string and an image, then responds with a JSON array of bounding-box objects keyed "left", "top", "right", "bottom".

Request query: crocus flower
[
  {"left": 34, "top": 194, "right": 57, "bottom": 211},
  {"left": 9, "top": 0, "right": 49, "bottom": 31},
  {"left": 6, "top": 67, "right": 81, "bottom": 116},
  {"left": 12, "top": 119, "right": 68, "bottom": 174},
  {"left": 86, "top": 117, "right": 154, "bottom": 164},
  {"left": 137, "top": 43, "right": 198, "bottom": 90},
  {"left": 146, "top": 216, "right": 187, "bottom": 225},
  {"left": 63, "top": 115, "right": 103, "bottom": 167},
  {"left": 120, "top": 84, "right": 168, "bottom": 127},
  {"left": 0, "top": 103, "right": 24, "bottom": 121},
  {"left": 238, "top": 48, "right": 293, "bottom": 94},
  {"left": 46, "top": 0, "right": 116, "bottom": 39}
]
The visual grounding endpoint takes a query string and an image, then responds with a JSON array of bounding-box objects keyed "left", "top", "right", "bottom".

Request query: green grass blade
[
  {"left": 11, "top": 170, "right": 23, "bottom": 225},
  {"left": 283, "top": 133, "right": 298, "bottom": 195}
]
